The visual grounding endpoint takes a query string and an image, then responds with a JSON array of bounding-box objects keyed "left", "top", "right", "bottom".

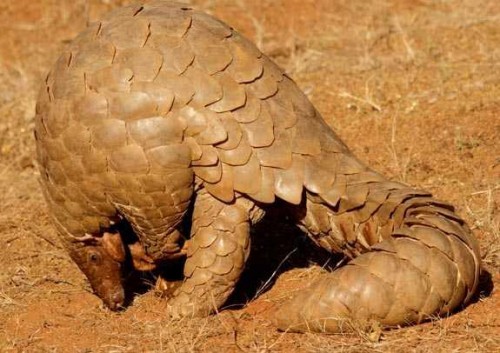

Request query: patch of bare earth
[{"left": 0, "top": 0, "right": 498, "bottom": 352}]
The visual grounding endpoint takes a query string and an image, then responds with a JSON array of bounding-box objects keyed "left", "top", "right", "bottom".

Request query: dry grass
[
  {"left": 0, "top": 0, "right": 499, "bottom": 352},
  {"left": 466, "top": 185, "right": 500, "bottom": 269}
]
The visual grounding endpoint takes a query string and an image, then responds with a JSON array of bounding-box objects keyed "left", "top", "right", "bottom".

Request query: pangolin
[{"left": 34, "top": 0, "right": 481, "bottom": 332}]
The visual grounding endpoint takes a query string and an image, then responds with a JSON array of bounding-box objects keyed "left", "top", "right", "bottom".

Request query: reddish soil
[{"left": 0, "top": 0, "right": 498, "bottom": 352}]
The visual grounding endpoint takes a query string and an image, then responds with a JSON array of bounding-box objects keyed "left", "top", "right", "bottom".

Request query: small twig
[
  {"left": 5, "top": 236, "right": 20, "bottom": 244},
  {"left": 232, "top": 330, "right": 246, "bottom": 352},
  {"left": 236, "top": 0, "right": 265, "bottom": 50},
  {"left": 209, "top": 291, "right": 233, "bottom": 334},
  {"left": 41, "top": 277, "right": 77, "bottom": 287},
  {"left": 338, "top": 91, "right": 381, "bottom": 112},
  {"left": 390, "top": 112, "right": 401, "bottom": 180},
  {"left": 34, "top": 232, "right": 60, "bottom": 249},
  {"left": 267, "top": 328, "right": 289, "bottom": 350},
  {"left": 253, "top": 247, "right": 298, "bottom": 300},
  {"left": 392, "top": 16, "right": 415, "bottom": 61},
  {"left": 470, "top": 185, "right": 499, "bottom": 195}
]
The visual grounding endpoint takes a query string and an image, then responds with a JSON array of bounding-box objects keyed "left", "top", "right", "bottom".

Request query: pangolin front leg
[{"left": 166, "top": 190, "right": 256, "bottom": 318}]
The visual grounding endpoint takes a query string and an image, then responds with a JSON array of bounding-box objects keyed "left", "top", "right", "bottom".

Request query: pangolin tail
[{"left": 276, "top": 154, "right": 481, "bottom": 333}]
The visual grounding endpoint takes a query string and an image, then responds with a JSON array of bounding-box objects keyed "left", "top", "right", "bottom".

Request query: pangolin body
[{"left": 34, "top": 1, "right": 481, "bottom": 332}]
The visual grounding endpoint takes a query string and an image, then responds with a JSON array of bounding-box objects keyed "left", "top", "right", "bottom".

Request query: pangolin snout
[{"left": 104, "top": 289, "right": 125, "bottom": 311}]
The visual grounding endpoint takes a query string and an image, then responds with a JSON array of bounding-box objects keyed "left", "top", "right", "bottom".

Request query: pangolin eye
[{"left": 88, "top": 252, "right": 101, "bottom": 263}]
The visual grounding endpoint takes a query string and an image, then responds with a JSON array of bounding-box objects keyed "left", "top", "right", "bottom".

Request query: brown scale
[{"left": 35, "top": 0, "right": 481, "bottom": 332}]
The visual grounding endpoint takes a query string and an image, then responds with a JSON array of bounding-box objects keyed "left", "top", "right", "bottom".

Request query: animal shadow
[
  {"left": 468, "top": 268, "right": 494, "bottom": 304},
  {"left": 118, "top": 202, "right": 340, "bottom": 308},
  {"left": 226, "top": 203, "right": 341, "bottom": 309},
  {"left": 117, "top": 220, "right": 185, "bottom": 307}
]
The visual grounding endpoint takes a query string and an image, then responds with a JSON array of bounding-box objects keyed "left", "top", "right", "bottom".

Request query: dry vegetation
[{"left": 0, "top": 0, "right": 499, "bottom": 352}]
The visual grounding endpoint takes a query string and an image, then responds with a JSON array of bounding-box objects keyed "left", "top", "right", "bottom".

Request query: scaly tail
[{"left": 276, "top": 160, "right": 481, "bottom": 333}]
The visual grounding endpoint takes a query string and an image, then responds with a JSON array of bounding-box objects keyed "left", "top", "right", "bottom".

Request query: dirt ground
[{"left": 0, "top": 0, "right": 499, "bottom": 352}]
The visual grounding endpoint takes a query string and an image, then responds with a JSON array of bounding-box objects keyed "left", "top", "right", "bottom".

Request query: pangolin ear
[
  {"left": 102, "top": 232, "right": 126, "bottom": 262},
  {"left": 128, "top": 242, "right": 156, "bottom": 271}
]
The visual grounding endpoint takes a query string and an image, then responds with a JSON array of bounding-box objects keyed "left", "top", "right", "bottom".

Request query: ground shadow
[
  {"left": 116, "top": 219, "right": 186, "bottom": 306},
  {"left": 118, "top": 201, "right": 341, "bottom": 308},
  {"left": 468, "top": 268, "right": 494, "bottom": 304},
  {"left": 225, "top": 203, "right": 342, "bottom": 309}
]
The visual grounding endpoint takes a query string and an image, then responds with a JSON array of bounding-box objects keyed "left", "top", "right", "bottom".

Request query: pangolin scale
[{"left": 34, "top": 0, "right": 481, "bottom": 332}]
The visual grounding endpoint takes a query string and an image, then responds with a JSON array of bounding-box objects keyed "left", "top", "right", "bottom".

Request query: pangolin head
[{"left": 69, "top": 232, "right": 127, "bottom": 311}]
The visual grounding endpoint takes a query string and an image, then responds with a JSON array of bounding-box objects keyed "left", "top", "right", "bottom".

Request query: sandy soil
[{"left": 0, "top": 0, "right": 499, "bottom": 352}]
